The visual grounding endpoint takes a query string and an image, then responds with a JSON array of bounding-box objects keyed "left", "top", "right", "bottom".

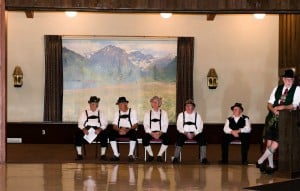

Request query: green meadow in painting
[{"left": 62, "top": 37, "right": 177, "bottom": 123}]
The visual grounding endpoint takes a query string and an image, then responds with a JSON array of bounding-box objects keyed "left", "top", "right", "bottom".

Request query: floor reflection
[{"left": 1, "top": 163, "right": 289, "bottom": 191}]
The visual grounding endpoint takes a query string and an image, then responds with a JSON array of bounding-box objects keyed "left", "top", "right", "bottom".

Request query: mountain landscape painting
[{"left": 62, "top": 37, "right": 177, "bottom": 122}]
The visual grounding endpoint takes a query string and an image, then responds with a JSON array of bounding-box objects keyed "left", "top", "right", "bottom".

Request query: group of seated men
[{"left": 75, "top": 95, "right": 251, "bottom": 165}]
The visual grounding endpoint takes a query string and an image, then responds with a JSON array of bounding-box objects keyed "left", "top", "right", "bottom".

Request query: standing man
[
  {"left": 172, "top": 99, "right": 208, "bottom": 164},
  {"left": 143, "top": 96, "right": 169, "bottom": 162},
  {"left": 256, "top": 69, "right": 300, "bottom": 174},
  {"left": 109, "top": 97, "right": 139, "bottom": 162},
  {"left": 220, "top": 103, "right": 251, "bottom": 165},
  {"left": 75, "top": 96, "right": 108, "bottom": 160}
]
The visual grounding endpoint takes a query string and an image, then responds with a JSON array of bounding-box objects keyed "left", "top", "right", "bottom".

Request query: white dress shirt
[
  {"left": 112, "top": 108, "right": 138, "bottom": 128},
  {"left": 78, "top": 108, "right": 108, "bottom": 130},
  {"left": 143, "top": 109, "right": 169, "bottom": 133},
  {"left": 176, "top": 111, "right": 203, "bottom": 135},
  {"left": 223, "top": 115, "right": 251, "bottom": 134}
]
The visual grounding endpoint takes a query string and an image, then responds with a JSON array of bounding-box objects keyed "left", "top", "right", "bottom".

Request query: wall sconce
[
  {"left": 13, "top": 66, "right": 23, "bottom": 87},
  {"left": 207, "top": 68, "right": 218, "bottom": 89}
]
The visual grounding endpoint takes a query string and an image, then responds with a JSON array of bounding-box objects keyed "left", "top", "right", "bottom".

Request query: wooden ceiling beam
[{"left": 5, "top": 0, "right": 300, "bottom": 14}]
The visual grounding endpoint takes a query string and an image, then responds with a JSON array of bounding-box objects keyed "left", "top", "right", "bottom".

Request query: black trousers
[
  {"left": 175, "top": 133, "right": 207, "bottom": 147},
  {"left": 221, "top": 133, "right": 250, "bottom": 162},
  {"left": 142, "top": 132, "right": 169, "bottom": 146},
  {"left": 108, "top": 128, "right": 137, "bottom": 141},
  {"left": 74, "top": 127, "right": 108, "bottom": 147}
]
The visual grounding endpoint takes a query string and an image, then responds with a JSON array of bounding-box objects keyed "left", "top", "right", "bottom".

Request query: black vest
[
  {"left": 273, "top": 84, "right": 297, "bottom": 106},
  {"left": 228, "top": 115, "right": 249, "bottom": 130}
]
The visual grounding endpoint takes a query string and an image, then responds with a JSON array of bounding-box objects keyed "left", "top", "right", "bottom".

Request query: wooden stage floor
[{"left": 0, "top": 144, "right": 290, "bottom": 191}]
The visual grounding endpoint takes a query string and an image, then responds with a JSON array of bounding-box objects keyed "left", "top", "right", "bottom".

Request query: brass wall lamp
[
  {"left": 13, "top": 66, "right": 23, "bottom": 87},
  {"left": 207, "top": 68, "right": 218, "bottom": 89}
]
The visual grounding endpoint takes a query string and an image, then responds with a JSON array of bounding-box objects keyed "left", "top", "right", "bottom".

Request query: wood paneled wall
[
  {"left": 0, "top": 0, "right": 6, "bottom": 163},
  {"left": 5, "top": 0, "right": 300, "bottom": 13},
  {"left": 279, "top": 14, "right": 300, "bottom": 76}
]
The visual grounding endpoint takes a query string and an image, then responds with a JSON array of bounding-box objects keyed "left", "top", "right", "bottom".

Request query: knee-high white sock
[
  {"left": 129, "top": 141, "right": 136, "bottom": 156},
  {"left": 258, "top": 147, "right": 273, "bottom": 164},
  {"left": 145, "top": 145, "right": 153, "bottom": 156},
  {"left": 110, "top": 141, "right": 119, "bottom": 157},
  {"left": 76, "top": 146, "right": 82, "bottom": 155},
  {"left": 268, "top": 154, "right": 274, "bottom": 168},
  {"left": 158, "top": 144, "right": 168, "bottom": 156},
  {"left": 101, "top": 147, "right": 106, "bottom": 156}
]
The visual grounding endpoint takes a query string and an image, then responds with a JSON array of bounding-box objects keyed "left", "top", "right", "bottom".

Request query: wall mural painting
[{"left": 62, "top": 36, "right": 177, "bottom": 123}]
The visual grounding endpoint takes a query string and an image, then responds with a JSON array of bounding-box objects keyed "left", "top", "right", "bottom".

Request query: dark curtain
[
  {"left": 44, "top": 35, "right": 63, "bottom": 121},
  {"left": 176, "top": 37, "right": 194, "bottom": 116}
]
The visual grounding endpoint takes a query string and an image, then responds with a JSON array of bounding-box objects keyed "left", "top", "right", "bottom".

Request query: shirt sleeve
[
  {"left": 223, "top": 119, "right": 232, "bottom": 134},
  {"left": 268, "top": 87, "right": 277, "bottom": 104},
  {"left": 99, "top": 110, "right": 108, "bottom": 130},
  {"left": 240, "top": 117, "right": 251, "bottom": 133},
  {"left": 292, "top": 86, "right": 300, "bottom": 108},
  {"left": 195, "top": 113, "right": 203, "bottom": 135},
  {"left": 143, "top": 111, "right": 151, "bottom": 133},
  {"left": 161, "top": 110, "right": 169, "bottom": 133},
  {"left": 176, "top": 113, "right": 184, "bottom": 134},
  {"left": 130, "top": 109, "right": 138, "bottom": 126},
  {"left": 78, "top": 111, "right": 87, "bottom": 130},
  {"left": 112, "top": 111, "right": 119, "bottom": 126}
]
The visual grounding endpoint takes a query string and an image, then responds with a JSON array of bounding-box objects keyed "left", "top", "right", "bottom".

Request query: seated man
[
  {"left": 74, "top": 96, "right": 108, "bottom": 160},
  {"left": 143, "top": 96, "right": 169, "bottom": 162},
  {"left": 220, "top": 102, "right": 251, "bottom": 165},
  {"left": 172, "top": 99, "right": 208, "bottom": 164},
  {"left": 109, "top": 96, "right": 139, "bottom": 162}
]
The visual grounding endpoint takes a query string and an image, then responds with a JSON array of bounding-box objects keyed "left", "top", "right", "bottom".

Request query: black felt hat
[
  {"left": 281, "top": 69, "right": 295, "bottom": 78},
  {"left": 116, "top": 96, "right": 129, "bottom": 105},
  {"left": 230, "top": 102, "right": 244, "bottom": 111},
  {"left": 88, "top": 96, "right": 100, "bottom": 103}
]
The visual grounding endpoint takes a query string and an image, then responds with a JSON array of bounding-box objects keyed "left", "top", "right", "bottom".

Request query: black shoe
[
  {"left": 100, "top": 155, "right": 107, "bottom": 161},
  {"left": 157, "top": 156, "right": 164, "bottom": 162},
  {"left": 75, "top": 154, "right": 83, "bottom": 160},
  {"left": 172, "top": 157, "right": 179, "bottom": 164},
  {"left": 201, "top": 158, "right": 208, "bottom": 164},
  {"left": 146, "top": 156, "right": 154, "bottom": 162},
  {"left": 256, "top": 162, "right": 266, "bottom": 173},
  {"left": 218, "top": 160, "right": 228, "bottom": 165},
  {"left": 265, "top": 166, "right": 276, "bottom": 174},
  {"left": 110, "top": 155, "right": 120, "bottom": 161},
  {"left": 128, "top": 155, "right": 135, "bottom": 162}
]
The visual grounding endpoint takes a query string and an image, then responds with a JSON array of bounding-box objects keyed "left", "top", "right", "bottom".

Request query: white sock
[
  {"left": 268, "top": 154, "right": 274, "bottom": 168},
  {"left": 145, "top": 145, "right": 153, "bottom": 156},
  {"left": 76, "top": 146, "right": 82, "bottom": 155},
  {"left": 101, "top": 147, "right": 106, "bottom": 156},
  {"left": 158, "top": 167, "right": 167, "bottom": 181},
  {"left": 258, "top": 148, "right": 272, "bottom": 164},
  {"left": 110, "top": 141, "right": 119, "bottom": 157},
  {"left": 129, "top": 141, "right": 136, "bottom": 156},
  {"left": 158, "top": 144, "right": 168, "bottom": 156}
]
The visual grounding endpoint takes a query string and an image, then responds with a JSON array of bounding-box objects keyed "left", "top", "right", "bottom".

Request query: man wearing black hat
[
  {"left": 172, "top": 99, "right": 208, "bottom": 164},
  {"left": 256, "top": 69, "right": 300, "bottom": 174},
  {"left": 109, "top": 96, "right": 139, "bottom": 162},
  {"left": 220, "top": 103, "right": 251, "bottom": 165},
  {"left": 75, "top": 96, "right": 108, "bottom": 160}
]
